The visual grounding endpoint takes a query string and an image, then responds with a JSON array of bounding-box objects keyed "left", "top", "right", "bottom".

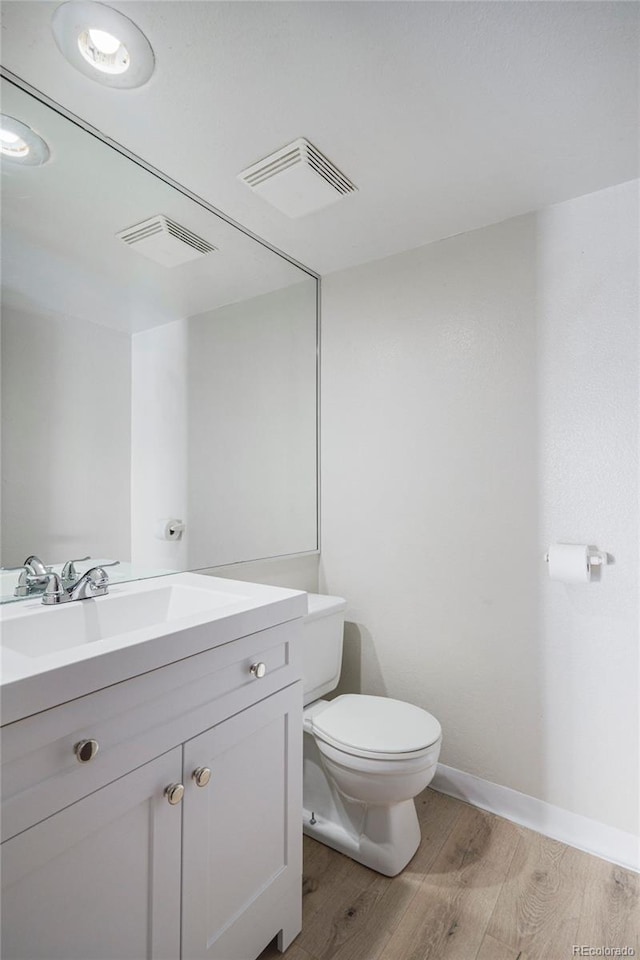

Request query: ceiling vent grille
[
  {"left": 238, "top": 138, "right": 357, "bottom": 218},
  {"left": 116, "top": 216, "right": 217, "bottom": 267}
]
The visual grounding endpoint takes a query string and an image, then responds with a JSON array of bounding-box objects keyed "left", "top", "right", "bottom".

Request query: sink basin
[
  {"left": 1, "top": 583, "right": 244, "bottom": 658},
  {"left": 0, "top": 571, "right": 307, "bottom": 727}
]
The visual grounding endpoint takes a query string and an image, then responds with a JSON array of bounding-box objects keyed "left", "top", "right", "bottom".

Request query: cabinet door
[
  {"left": 1, "top": 748, "right": 182, "bottom": 960},
  {"left": 182, "top": 682, "right": 302, "bottom": 960}
]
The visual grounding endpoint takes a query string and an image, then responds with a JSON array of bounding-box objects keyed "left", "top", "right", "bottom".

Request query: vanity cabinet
[
  {"left": 1, "top": 749, "right": 183, "bottom": 960},
  {"left": 1, "top": 618, "right": 303, "bottom": 960},
  {"left": 182, "top": 684, "right": 302, "bottom": 960}
]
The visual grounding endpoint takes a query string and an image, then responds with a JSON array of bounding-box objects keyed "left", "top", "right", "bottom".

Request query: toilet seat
[{"left": 310, "top": 694, "right": 442, "bottom": 761}]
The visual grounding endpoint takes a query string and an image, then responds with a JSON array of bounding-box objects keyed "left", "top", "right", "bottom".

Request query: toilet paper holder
[{"left": 544, "top": 547, "right": 608, "bottom": 566}]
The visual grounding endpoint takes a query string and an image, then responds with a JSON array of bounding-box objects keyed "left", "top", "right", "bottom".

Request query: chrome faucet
[
  {"left": 1, "top": 556, "right": 53, "bottom": 597},
  {"left": 40, "top": 561, "right": 120, "bottom": 605}
]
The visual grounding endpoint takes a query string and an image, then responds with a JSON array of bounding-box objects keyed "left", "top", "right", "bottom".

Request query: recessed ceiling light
[
  {"left": 52, "top": 1, "right": 154, "bottom": 88},
  {"left": 0, "top": 116, "right": 50, "bottom": 166},
  {"left": 78, "top": 27, "right": 130, "bottom": 75}
]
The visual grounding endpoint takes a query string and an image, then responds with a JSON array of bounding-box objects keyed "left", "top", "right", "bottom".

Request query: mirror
[{"left": 0, "top": 77, "right": 318, "bottom": 600}]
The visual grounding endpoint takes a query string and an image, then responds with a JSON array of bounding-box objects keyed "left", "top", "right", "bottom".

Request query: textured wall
[{"left": 320, "top": 181, "right": 639, "bottom": 834}]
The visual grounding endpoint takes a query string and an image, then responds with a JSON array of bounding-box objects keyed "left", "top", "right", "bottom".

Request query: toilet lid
[{"left": 311, "top": 695, "right": 442, "bottom": 757}]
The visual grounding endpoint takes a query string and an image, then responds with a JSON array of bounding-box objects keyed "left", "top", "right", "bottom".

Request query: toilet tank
[{"left": 303, "top": 594, "right": 347, "bottom": 706}]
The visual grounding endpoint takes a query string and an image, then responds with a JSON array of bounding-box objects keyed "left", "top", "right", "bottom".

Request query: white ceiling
[{"left": 1, "top": 1, "right": 638, "bottom": 275}]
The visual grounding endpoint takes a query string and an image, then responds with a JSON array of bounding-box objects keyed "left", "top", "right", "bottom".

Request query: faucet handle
[
  {"left": 84, "top": 560, "right": 119, "bottom": 582},
  {"left": 87, "top": 560, "right": 120, "bottom": 585},
  {"left": 71, "top": 561, "right": 120, "bottom": 599},
  {"left": 88, "top": 560, "right": 120, "bottom": 578},
  {"left": 41, "top": 573, "right": 67, "bottom": 605},
  {"left": 61, "top": 556, "right": 91, "bottom": 583}
]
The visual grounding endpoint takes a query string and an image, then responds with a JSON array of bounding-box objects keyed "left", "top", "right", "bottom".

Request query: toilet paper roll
[
  {"left": 154, "top": 518, "right": 185, "bottom": 541},
  {"left": 547, "top": 543, "right": 590, "bottom": 583}
]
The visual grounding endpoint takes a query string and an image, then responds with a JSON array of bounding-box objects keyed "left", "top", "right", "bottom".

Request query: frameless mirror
[{"left": 0, "top": 77, "right": 318, "bottom": 601}]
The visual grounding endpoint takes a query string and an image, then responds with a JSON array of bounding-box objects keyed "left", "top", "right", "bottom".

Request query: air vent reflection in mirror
[{"left": 116, "top": 215, "right": 217, "bottom": 267}]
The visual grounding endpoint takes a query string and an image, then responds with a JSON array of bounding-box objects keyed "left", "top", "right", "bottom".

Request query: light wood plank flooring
[{"left": 260, "top": 788, "right": 639, "bottom": 960}]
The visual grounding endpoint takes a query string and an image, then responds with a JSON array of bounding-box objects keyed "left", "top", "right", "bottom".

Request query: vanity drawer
[{"left": 1, "top": 617, "right": 302, "bottom": 841}]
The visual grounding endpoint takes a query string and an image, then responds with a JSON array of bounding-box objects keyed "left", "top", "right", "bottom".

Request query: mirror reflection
[{"left": 0, "top": 78, "right": 318, "bottom": 601}]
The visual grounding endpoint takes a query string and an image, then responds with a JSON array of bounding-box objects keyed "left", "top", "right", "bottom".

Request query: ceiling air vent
[
  {"left": 116, "top": 216, "right": 217, "bottom": 267},
  {"left": 238, "top": 138, "right": 357, "bottom": 218}
]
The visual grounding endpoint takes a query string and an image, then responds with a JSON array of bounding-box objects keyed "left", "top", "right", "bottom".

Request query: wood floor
[{"left": 260, "top": 788, "right": 639, "bottom": 960}]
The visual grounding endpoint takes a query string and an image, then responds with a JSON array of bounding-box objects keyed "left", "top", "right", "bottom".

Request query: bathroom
[{"left": 0, "top": 2, "right": 638, "bottom": 959}]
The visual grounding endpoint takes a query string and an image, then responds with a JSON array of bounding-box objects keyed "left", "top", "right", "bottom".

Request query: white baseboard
[{"left": 431, "top": 763, "right": 639, "bottom": 873}]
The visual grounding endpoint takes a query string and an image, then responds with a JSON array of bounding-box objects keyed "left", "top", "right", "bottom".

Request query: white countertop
[{"left": 0, "top": 572, "right": 307, "bottom": 726}]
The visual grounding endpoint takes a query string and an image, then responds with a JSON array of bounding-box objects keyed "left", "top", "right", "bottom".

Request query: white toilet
[{"left": 302, "top": 594, "right": 442, "bottom": 876}]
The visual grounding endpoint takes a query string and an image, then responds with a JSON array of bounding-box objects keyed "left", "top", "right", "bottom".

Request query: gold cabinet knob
[
  {"left": 164, "top": 783, "right": 184, "bottom": 805},
  {"left": 250, "top": 662, "right": 267, "bottom": 679},
  {"left": 192, "top": 766, "right": 212, "bottom": 788},
  {"left": 74, "top": 739, "right": 99, "bottom": 763}
]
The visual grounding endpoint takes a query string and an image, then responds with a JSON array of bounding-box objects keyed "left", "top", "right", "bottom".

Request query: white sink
[
  {"left": 1, "top": 583, "right": 242, "bottom": 658},
  {"left": 0, "top": 572, "right": 307, "bottom": 725}
]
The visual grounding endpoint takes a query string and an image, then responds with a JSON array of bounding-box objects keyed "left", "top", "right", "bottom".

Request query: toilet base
[{"left": 302, "top": 798, "right": 421, "bottom": 877}]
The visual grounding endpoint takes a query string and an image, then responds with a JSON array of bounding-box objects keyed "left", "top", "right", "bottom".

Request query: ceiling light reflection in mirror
[
  {"left": 0, "top": 114, "right": 49, "bottom": 165},
  {"left": 0, "top": 77, "right": 318, "bottom": 597}
]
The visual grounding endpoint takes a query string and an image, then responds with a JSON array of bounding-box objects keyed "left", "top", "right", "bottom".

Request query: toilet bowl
[{"left": 302, "top": 595, "right": 442, "bottom": 876}]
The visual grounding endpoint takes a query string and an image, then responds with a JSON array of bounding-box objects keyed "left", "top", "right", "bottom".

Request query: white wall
[
  {"left": 187, "top": 281, "right": 317, "bottom": 568},
  {"left": 131, "top": 281, "right": 318, "bottom": 571},
  {"left": 320, "top": 180, "right": 639, "bottom": 836},
  {"left": 1, "top": 304, "right": 131, "bottom": 567},
  {"left": 206, "top": 554, "right": 319, "bottom": 593},
  {"left": 131, "top": 318, "right": 189, "bottom": 571}
]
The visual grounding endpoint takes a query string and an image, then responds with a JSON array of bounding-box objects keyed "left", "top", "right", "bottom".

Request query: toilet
[{"left": 302, "top": 594, "right": 442, "bottom": 877}]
